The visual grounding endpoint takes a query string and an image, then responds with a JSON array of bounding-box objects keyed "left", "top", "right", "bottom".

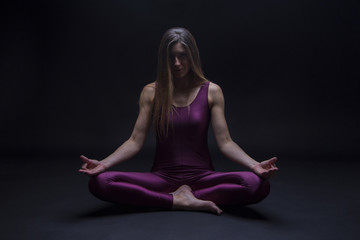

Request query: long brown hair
[{"left": 153, "top": 27, "right": 208, "bottom": 138}]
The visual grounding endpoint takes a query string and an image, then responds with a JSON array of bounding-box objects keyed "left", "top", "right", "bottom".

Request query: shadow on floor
[
  {"left": 222, "top": 206, "right": 270, "bottom": 220},
  {"left": 76, "top": 203, "right": 271, "bottom": 221}
]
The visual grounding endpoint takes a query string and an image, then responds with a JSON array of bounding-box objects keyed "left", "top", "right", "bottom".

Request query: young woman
[{"left": 79, "top": 27, "right": 278, "bottom": 215}]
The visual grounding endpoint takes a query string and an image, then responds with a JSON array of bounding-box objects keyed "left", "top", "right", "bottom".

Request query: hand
[
  {"left": 252, "top": 157, "right": 278, "bottom": 179},
  {"left": 79, "top": 155, "right": 106, "bottom": 176}
]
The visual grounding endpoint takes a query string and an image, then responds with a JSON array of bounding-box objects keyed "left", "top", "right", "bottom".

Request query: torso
[{"left": 151, "top": 81, "right": 214, "bottom": 176}]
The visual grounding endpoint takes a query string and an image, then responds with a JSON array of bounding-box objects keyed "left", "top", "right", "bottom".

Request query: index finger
[
  {"left": 80, "top": 155, "right": 91, "bottom": 163},
  {"left": 269, "top": 157, "right": 278, "bottom": 167}
]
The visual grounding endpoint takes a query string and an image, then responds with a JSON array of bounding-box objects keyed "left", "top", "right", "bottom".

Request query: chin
[{"left": 175, "top": 75, "right": 187, "bottom": 80}]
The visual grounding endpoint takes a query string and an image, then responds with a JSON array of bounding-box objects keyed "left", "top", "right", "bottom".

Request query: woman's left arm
[{"left": 209, "top": 83, "right": 278, "bottom": 179}]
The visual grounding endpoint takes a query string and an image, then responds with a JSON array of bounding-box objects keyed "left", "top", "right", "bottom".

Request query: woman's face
[{"left": 169, "top": 42, "right": 190, "bottom": 80}]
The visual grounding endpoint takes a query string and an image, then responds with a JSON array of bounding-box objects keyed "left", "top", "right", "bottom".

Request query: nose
[{"left": 174, "top": 57, "right": 181, "bottom": 66}]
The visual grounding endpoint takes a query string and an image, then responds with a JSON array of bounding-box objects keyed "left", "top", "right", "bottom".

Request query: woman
[{"left": 79, "top": 27, "right": 278, "bottom": 215}]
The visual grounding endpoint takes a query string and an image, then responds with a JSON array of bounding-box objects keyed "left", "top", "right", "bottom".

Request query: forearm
[
  {"left": 219, "top": 139, "right": 259, "bottom": 170},
  {"left": 100, "top": 138, "right": 142, "bottom": 169}
]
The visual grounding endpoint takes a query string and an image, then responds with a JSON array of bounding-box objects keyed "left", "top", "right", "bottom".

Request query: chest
[{"left": 172, "top": 87, "right": 201, "bottom": 108}]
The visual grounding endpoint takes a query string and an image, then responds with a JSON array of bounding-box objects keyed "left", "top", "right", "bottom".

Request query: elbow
[
  {"left": 128, "top": 135, "right": 145, "bottom": 152},
  {"left": 217, "top": 136, "right": 233, "bottom": 152},
  {"left": 133, "top": 141, "right": 143, "bottom": 153}
]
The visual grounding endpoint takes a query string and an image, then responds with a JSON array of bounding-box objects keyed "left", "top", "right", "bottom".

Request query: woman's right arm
[{"left": 79, "top": 83, "right": 155, "bottom": 176}]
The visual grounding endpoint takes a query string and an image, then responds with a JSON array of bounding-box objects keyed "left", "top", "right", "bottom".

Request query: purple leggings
[{"left": 88, "top": 170, "right": 270, "bottom": 209}]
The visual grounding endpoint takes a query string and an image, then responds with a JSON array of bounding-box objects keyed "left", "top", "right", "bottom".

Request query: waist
[
  {"left": 152, "top": 153, "right": 213, "bottom": 171},
  {"left": 151, "top": 165, "right": 214, "bottom": 184},
  {"left": 151, "top": 163, "right": 213, "bottom": 172}
]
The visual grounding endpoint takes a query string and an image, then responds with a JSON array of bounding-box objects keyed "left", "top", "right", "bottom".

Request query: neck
[{"left": 173, "top": 75, "right": 197, "bottom": 92}]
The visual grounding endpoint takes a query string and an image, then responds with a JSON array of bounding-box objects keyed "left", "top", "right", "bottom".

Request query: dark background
[
  {"left": 1, "top": 1, "right": 360, "bottom": 239},
  {"left": 1, "top": 0, "right": 359, "bottom": 160}
]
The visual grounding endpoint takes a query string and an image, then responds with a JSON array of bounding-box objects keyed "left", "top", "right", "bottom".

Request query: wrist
[
  {"left": 248, "top": 160, "right": 258, "bottom": 171},
  {"left": 98, "top": 161, "right": 109, "bottom": 169}
]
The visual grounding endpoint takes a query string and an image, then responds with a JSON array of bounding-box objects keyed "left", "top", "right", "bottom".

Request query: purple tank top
[{"left": 152, "top": 81, "right": 214, "bottom": 172}]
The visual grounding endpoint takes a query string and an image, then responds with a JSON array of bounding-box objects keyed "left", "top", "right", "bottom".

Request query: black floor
[{"left": 1, "top": 151, "right": 359, "bottom": 240}]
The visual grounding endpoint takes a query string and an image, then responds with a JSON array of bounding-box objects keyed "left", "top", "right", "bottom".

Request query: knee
[
  {"left": 224, "top": 172, "right": 270, "bottom": 205},
  {"left": 248, "top": 173, "right": 270, "bottom": 204},
  {"left": 88, "top": 172, "right": 113, "bottom": 200}
]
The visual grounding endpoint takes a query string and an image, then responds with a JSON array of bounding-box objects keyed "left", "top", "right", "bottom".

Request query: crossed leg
[
  {"left": 89, "top": 171, "right": 225, "bottom": 214},
  {"left": 88, "top": 171, "right": 269, "bottom": 215},
  {"left": 88, "top": 171, "right": 174, "bottom": 208},
  {"left": 190, "top": 171, "right": 270, "bottom": 206}
]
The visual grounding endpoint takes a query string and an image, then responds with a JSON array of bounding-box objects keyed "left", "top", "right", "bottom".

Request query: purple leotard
[{"left": 89, "top": 81, "right": 270, "bottom": 208}]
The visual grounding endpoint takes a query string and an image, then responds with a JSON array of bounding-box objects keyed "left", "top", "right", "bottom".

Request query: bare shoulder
[
  {"left": 208, "top": 82, "right": 224, "bottom": 107},
  {"left": 145, "top": 82, "right": 156, "bottom": 89},
  {"left": 143, "top": 82, "right": 156, "bottom": 94},
  {"left": 140, "top": 82, "right": 156, "bottom": 105},
  {"left": 209, "top": 82, "right": 223, "bottom": 94}
]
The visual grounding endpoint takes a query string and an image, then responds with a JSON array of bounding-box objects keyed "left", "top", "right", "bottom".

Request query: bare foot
[{"left": 170, "top": 185, "right": 223, "bottom": 215}]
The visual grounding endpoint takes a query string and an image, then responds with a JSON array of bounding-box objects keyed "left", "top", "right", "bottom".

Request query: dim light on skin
[
  {"left": 79, "top": 28, "right": 278, "bottom": 215},
  {"left": 170, "top": 42, "right": 190, "bottom": 80}
]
